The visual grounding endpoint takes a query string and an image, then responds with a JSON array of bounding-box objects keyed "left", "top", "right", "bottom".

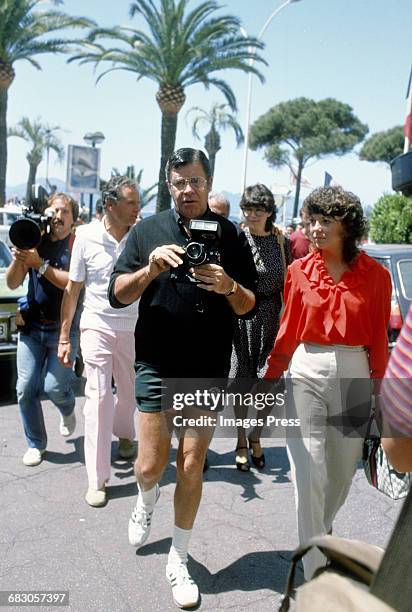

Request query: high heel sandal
[
  {"left": 248, "top": 439, "right": 265, "bottom": 469},
  {"left": 235, "top": 446, "right": 250, "bottom": 472}
]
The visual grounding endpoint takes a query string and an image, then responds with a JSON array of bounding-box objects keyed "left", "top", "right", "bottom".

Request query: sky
[{"left": 5, "top": 0, "right": 412, "bottom": 212}]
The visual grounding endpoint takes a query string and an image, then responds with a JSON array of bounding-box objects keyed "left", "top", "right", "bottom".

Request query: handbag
[{"left": 362, "top": 402, "right": 411, "bottom": 500}]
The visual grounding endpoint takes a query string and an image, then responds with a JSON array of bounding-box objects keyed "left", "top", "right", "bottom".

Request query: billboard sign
[{"left": 66, "top": 145, "right": 100, "bottom": 193}]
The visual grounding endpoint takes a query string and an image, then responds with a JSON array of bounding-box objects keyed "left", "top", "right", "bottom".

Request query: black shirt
[
  {"left": 23, "top": 234, "right": 82, "bottom": 330},
  {"left": 108, "top": 208, "right": 256, "bottom": 377},
  {"left": 26, "top": 235, "right": 71, "bottom": 322}
]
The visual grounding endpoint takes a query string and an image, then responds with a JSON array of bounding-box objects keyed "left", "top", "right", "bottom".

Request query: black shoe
[{"left": 248, "top": 439, "right": 265, "bottom": 469}]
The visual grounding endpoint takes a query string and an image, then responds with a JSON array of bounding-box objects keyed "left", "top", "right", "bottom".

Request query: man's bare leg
[
  {"left": 174, "top": 433, "right": 210, "bottom": 529},
  {"left": 135, "top": 411, "right": 172, "bottom": 490},
  {"left": 128, "top": 411, "right": 171, "bottom": 548},
  {"left": 166, "top": 429, "right": 212, "bottom": 608}
]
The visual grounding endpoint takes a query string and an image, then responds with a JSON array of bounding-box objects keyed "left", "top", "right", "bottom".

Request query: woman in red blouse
[{"left": 264, "top": 186, "right": 391, "bottom": 580}]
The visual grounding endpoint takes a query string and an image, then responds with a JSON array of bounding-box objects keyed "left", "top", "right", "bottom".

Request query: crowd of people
[{"left": 6, "top": 147, "right": 411, "bottom": 609}]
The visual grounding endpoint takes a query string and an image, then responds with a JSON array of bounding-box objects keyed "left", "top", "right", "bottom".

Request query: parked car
[
  {"left": 362, "top": 244, "right": 412, "bottom": 348},
  {"left": 0, "top": 205, "right": 23, "bottom": 247},
  {"left": 0, "top": 239, "right": 28, "bottom": 403}
]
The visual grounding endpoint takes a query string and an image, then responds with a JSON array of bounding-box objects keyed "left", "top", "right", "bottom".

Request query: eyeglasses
[
  {"left": 170, "top": 176, "right": 208, "bottom": 191},
  {"left": 240, "top": 206, "right": 267, "bottom": 217}
]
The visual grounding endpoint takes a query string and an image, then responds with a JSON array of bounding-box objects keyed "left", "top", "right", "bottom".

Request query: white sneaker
[
  {"left": 59, "top": 410, "right": 76, "bottom": 437},
  {"left": 85, "top": 486, "right": 106, "bottom": 507},
  {"left": 23, "top": 448, "right": 45, "bottom": 466},
  {"left": 128, "top": 484, "right": 160, "bottom": 547},
  {"left": 166, "top": 562, "right": 199, "bottom": 608}
]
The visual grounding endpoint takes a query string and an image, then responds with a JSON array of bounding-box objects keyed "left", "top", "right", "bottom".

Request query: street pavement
[{"left": 0, "top": 378, "right": 403, "bottom": 612}]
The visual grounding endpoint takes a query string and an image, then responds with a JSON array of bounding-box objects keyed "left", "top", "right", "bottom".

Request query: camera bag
[{"left": 279, "top": 486, "right": 412, "bottom": 611}]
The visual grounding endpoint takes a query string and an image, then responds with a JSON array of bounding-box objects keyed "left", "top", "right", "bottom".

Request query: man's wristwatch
[
  {"left": 225, "top": 279, "right": 238, "bottom": 296},
  {"left": 38, "top": 259, "right": 50, "bottom": 276}
]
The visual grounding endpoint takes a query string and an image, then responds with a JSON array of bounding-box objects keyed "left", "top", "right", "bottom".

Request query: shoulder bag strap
[{"left": 275, "top": 229, "right": 287, "bottom": 282}]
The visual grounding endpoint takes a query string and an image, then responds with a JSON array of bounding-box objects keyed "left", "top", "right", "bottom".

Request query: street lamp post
[
  {"left": 83, "top": 131, "right": 105, "bottom": 219},
  {"left": 241, "top": 0, "right": 302, "bottom": 192},
  {"left": 45, "top": 129, "right": 52, "bottom": 191}
]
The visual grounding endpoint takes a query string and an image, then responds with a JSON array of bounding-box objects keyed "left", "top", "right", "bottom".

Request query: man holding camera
[
  {"left": 108, "top": 148, "right": 256, "bottom": 609},
  {"left": 58, "top": 176, "right": 140, "bottom": 508},
  {"left": 6, "top": 192, "right": 80, "bottom": 467}
]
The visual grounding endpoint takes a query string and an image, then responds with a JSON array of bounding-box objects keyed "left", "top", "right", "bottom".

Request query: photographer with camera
[
  {"left": 6, "top": 192, "right": 80, "bottom": 467},
  {"left": 108, "top": 148, "right": 256, "bottom": 608}
]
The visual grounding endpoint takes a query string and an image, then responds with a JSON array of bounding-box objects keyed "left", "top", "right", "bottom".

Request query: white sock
[
  {"left": 137, "top": 483, "right": 157, "bottom": 507},
  {"left": 168, "top": 525, "right": 192, "bottom": 566}
]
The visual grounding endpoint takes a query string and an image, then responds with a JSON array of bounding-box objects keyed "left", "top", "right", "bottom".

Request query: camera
[
  {"left": 170, "top": 219, "right": 221, "bottom": 284},
  {"left": 9, "top": 185, "right": 54, "bottom": 249}
]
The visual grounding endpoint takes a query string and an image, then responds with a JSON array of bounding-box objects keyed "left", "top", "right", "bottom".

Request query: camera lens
[
  {"left": 186, "top": 241, "right": 206, "bottom": 266},
  {"left": 9, "top": 218, "right": 42, "bottom": 250}
]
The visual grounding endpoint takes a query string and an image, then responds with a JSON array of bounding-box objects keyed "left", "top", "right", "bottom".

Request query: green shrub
[{"left": 369, "top": 193, "right": 412, "bottom": 244}]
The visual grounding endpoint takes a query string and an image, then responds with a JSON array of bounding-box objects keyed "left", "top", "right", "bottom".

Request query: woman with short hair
[
  {"left": 230, "top": 183, "right": 291, "bottom": 471},
  {"left": 264, "top": 186, "right": 392, "bottom": 579}
]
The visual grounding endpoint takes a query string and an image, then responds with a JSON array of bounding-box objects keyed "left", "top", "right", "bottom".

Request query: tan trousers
[{"left": 285, "top": 343, "right": 371, "bottom": 579}]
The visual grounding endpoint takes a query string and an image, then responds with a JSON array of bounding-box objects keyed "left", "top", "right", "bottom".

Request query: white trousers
[
  {"left": 80, "top": 328, "right": 136, "bottom": 489},
  {"left": 285, "top": 343, "right": 371, "bottom": 579}
]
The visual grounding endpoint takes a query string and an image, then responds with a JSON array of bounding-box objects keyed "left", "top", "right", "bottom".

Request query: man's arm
[
  {"left": 380, "top": 304, "right": 412, "bottom": 472},
  {"left": 111, "top": 244, "right": 185, "bottom": 306},
  {"left": 192, "top": 264, "right": 255, "bottom": 316},
  {"left": 58, "top": 280, "right": 84, "bottom": 367},
  {"left": 6, "top": 256, "right": 29, "bottom": 289},
  {"left": 225, "top": 281, "right": 255, "bottom": 316},
  {"left": 6, "top": 247, "right": 69, "bottom": 291},
  {"left": 41, "top": 265, "right": 70, "bottom": 291},
  {"left": 381, "top": 433, "right": 412, "bottom": 473}
]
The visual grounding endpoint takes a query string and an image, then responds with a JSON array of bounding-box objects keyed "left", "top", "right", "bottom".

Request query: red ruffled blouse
[{"left": 264, "top": 251, "right": 392, "bottom": 380}]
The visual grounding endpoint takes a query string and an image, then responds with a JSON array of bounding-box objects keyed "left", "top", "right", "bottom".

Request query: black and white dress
[{"left": 230, "top": 228, "right": 290, "bottom": 379}]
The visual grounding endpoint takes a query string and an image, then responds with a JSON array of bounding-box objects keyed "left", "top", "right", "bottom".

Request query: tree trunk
[
  {"left": 0, "top": 87, "right": 9, "bottom": 207},
  {"left": 208, "top": 153, "right": 216, "bottom": 176},
  {"left": 156, "top": 110, "right": 178, "bottom": 213},
  {"left": 205, "top": 128, "right": 221, "bottom": 177},
  {"left": 26, "top": 162, "right": 38, "bottom": 206},
  {"left": 292, "top": 160, "right": 304, "bottom": 219}
]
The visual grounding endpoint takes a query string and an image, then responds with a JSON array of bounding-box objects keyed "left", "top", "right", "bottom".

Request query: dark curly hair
[
  {"left": 240, "top": 183, "right": 276, "bottom": 232},
  {"left": 303, "top": 186, "right": 367, "bottom": 264}
]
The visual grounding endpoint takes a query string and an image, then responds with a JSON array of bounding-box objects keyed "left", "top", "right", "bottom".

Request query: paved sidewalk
[{"left": 0, "top": 385, "right": 402, "bottom": 612}]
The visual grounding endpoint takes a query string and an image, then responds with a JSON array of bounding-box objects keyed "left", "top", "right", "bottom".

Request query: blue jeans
[{"left": 16, "top": 323, "right": 79, "bottom": 450}]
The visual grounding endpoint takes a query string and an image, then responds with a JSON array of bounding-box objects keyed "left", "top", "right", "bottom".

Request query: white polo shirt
[{"left": 69, "top": 218, "right": 139, "bottom": 332}]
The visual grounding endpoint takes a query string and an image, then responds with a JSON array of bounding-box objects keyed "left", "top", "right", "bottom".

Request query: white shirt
[{"left": 69, "top": 218, "right": 139, "bottom": 331}]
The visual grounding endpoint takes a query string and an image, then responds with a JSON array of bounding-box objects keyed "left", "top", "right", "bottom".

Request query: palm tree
[
  {"left": 70, "top": 0, "right": 266, "bottom": 212},
  {"left": 8, "top": 117, "right": 64, "bottom": 204},
  {"left": 186, "top": 102, "right": 244, "bottom": 175},
  {"left": 0, "top": 1, "right": 95, "bottom": 206}
]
